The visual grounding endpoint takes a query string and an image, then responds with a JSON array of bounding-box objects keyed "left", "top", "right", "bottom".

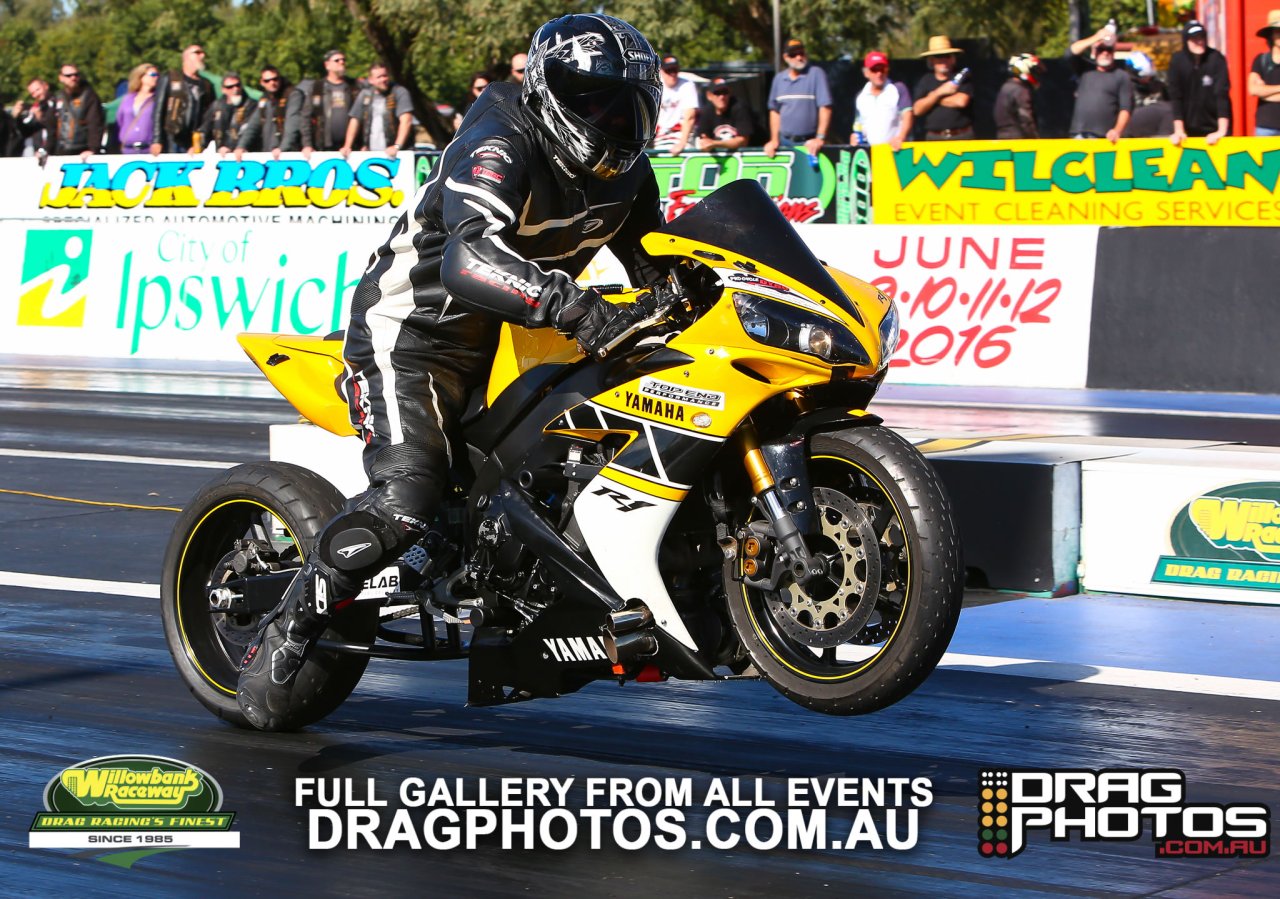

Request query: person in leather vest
[
  {"left": 196, "top": 73, "right": 253, "bottom": 154},
  {"left": 237, "top": 14, "right": 670, "bottom": 731},
  {"left": 237, "top": 65, "right": 305, "bottom": 155},
  {"left": 151, "top": 45, "right": 215, "bottom": 154},
  {"left": 300, "top": 49, "right": 358, "bottom": 153},
  {"left": 342, "top": 63, "right": 414, "bottom": 157},
  {"left": 51, "top": 64, "right": 104, "bottom": 159}
]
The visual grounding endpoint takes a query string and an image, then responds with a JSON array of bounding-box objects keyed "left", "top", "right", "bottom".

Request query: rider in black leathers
[{"left": 237, "top": 14, "right": 668, "bottom": 730}]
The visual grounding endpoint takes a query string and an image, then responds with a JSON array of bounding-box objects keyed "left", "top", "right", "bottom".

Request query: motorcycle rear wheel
[
  {"left": 160, "top": 462, "right": 377, "bottom": 729},
  {"left": 725, "top": 426, "right": 963, "bottom": 715}
]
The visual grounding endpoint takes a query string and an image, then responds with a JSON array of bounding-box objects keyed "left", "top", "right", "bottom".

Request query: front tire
[
  {"left": 161, "top": 462, "right": 377, "bottom": 729},
  {"left": 725, "top": 426, "right": 963, "bottom": 715}
]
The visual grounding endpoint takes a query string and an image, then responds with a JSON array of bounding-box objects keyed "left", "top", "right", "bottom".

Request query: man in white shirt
[
  {"left": 653, "top": 54, "right": 698, "bottom": 155},
  {"left": 852, "top": 50, "right": 913, "bottom": 150}
]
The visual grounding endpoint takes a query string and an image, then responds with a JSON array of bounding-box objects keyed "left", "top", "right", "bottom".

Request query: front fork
[{"left": 735, "top": 426, "right": 828, "bottom": 587}]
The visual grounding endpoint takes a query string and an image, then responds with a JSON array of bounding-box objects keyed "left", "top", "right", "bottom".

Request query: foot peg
[{"left": 602, "top": 602, "right": 658, "bottom": 665}]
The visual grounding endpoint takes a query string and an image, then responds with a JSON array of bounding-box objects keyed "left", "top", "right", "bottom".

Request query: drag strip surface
[{"left": 1, "top": 381, "right": 1277, "bottom": 896}]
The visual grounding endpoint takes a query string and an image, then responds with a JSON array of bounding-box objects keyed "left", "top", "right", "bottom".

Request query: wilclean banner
[
  {"left": 3, "top": 221, "right": 377, "bottom": 361},
  {"left": 0, "top": 151, "right": 413, "bottom": 227},
  {"left": 870, "top": 137, "right": 1280, "bottom": 226}
]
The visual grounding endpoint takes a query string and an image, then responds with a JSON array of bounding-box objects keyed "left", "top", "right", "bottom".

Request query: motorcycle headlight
[
  {"left": 732, "top": 292, "right": 869, "bottom": 366},
  {"left": 878, "top": 300, "right": 901, "bottom": 367}
]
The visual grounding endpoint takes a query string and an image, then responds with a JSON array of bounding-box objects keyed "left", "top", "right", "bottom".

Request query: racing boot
[{"left": 236, "top": 559, "right": 348, "bottom": 731}]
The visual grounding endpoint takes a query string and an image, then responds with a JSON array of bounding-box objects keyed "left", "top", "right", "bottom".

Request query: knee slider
[{"left": 316, "top": 509, "right": 400, "bottom": 574}]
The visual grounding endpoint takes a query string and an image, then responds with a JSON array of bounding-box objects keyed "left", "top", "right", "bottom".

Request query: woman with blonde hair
[{"left": 117, "top": 62, "right": 159, "bottom": 153}]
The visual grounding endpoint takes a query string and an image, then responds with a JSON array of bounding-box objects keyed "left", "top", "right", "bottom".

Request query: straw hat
[
  {"left": 1258, "top": 9, "right": 1280, "bottom": 38},
  {"left": 920, "top": 35, "right": 963, "bottom": 57}
]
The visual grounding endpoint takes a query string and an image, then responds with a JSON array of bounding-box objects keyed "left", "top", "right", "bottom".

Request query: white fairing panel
[{"left": 572, "top": 473, "right": 699, "bottom": 650}]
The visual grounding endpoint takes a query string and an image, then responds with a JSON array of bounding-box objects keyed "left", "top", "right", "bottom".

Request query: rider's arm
[
  {"left": 436, "top": 137, "right": 602, "bottom": 332},
  {"left": 605, "top": 161, "right": 671, "bottom": 288}
]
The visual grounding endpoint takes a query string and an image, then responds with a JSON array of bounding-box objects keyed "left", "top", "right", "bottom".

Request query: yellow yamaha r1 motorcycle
[{"left": 161, "top": 180, "right": 963, "bottom": 730}]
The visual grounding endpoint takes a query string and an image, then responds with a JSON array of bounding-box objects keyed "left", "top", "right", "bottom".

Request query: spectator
[
  {"left": 116, "top": 62, "right": 159, "bottom": 154},
  {"left": 852, "top": 50, "right": 913, "bottom": 150},
  {"left": 653, "top": 55, "right": 698, "bottom": 155},
  {"left": 12, "top": 78, "right": 55, "bottom": 157},
  {"left": 913, "top": 36, "right": 973, "bottom": 140},
  {"left": 510, "top": 52, "right": 527, "bottom": 84},
  {"left": 343, "top": 63, "right": 414, "bottom": 157},
  {"left": 696, "top": 78, "right": 753, "bottom": 150},
  {"left": 1124, "top": 54, "right": 1174, "bottom": 138},
  {"left": 238, "top": 66, "right": 305, "bottom": 156},
  {"left": 1067, "top": 27, "right": 1133, "bottom": 142},
  {"left": 995, "top": 53, "right": 1041, "bottom": 139},
  {"left": 764, "top": 38, "right": 832, "bottom": 158},
  {"left": 152, "top": 44, "right": 215, "bottom": 154},
  {"left": 51, "top": 63, "right": 104, "bottom": 159},
  {"left": 1249, "top": 9, "right": 1280, "bottom": 136},
  {"left": 301, "top": 50, "right": 359, "bottom": 154},
  {"left": 1169, "top": 20, "right": 1231, "bottom": 145},
  {"left": 1, "top": 104, "right": 20, "bottom": 156},
  {"left": 196, "top": 73, "right": 254, "bottom": 154},
  {"left": 455, "top": 70, "right": 494, "bottom": 130}
]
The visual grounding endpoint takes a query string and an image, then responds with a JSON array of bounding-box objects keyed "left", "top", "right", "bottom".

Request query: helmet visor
[{"left": 545, "top": 63, "right": 657, "bottom": 145}]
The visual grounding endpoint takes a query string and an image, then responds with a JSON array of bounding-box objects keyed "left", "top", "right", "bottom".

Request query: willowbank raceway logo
[
  {"left": 1152, "top": 481, "right": 1280, "bottom": 591},
  {"left": 18, "top": 229, "right": 93, "bottom": 327},
  {"left": 29, "top": 755, "right": 239, "bottom": 868},
  {"left": 978, "top": 769, "right": 1269, "bottom": 860}
]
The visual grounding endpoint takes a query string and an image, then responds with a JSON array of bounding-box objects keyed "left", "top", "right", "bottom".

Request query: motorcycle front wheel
[
  {"left": 725, "top": 426, "right": 963, "bottom": 715},
  {"left": 160, "top": 462, "right": 377, "bottom": 729}
]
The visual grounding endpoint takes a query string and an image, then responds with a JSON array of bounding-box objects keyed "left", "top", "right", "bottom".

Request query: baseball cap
[
  {"left": 661, "top": 55, "right": 680, "bottom": 71},
  {"left": 863, "top": 50, "right": 889, "bottom": 69},
  {"left": 1184, "top": 20, "right": 1206, "bottom": 39},
  {"left": 707, "top": 77, "right": 731, "bottom": 93},
  {"left": 784, "top": 39, "right": 806, "bottom": 57}
]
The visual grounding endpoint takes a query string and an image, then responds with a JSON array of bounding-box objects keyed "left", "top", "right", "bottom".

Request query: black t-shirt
[
  {"left": 914, "top": 72, "right": 975, "bottom": 132},
  {"left": 1252, "top": 52, "right": 1280, "bottom": 130},
  {"left": 697, "top": 99, "right": 755, "bottom": 145}
]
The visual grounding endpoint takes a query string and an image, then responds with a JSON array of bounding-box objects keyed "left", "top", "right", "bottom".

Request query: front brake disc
[{"left": 767, "top": 488, "right": 881, "bottom": 648}]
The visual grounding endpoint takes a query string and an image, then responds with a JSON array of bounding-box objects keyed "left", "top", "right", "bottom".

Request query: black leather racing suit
[{"left": 329, "top": 81, "right": 666, "bottom": 588}]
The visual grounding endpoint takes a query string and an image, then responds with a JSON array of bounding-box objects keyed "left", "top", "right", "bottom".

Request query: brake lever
[{"left": 591, "top": 288, "right": 683, "bottom": 360}]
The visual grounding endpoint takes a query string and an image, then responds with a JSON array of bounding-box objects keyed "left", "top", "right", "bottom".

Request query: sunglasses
[
  {"left": 709, "top": 88, "right": 730, "bottom": 95},
  {"left": 472, "top": 84, "right": 487, "bottom": 92},
  {"left": 193, "top": 49, "right": 206, "bottom": 55},
  {"left": 60, "top": 71, "right": 80, "bottom": 78},
  {"left": 224, "top": 83, "right": 241, "bottom": 90},
  {"left": 330, "top": 57, "right": 346, "bottom": 63},
  {"left": 868, "top": 65, "right": 888, "bottom": 73},
  {"left": 145, "top": 71, "right": 159, "bottom": 77},
  {"left": 513, "top": 68, "right": 525, "bottom": 74},
  {"left": 262, "top": 76, "right": 280, "bottom": 83}
]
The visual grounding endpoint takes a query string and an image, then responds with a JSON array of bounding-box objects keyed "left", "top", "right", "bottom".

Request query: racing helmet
[
  {"left": 522, "top": 14, "right": 661, "bottom": 180},
  {"left": 1008, "top": 52, "right": 1043, "bottom": 86}
]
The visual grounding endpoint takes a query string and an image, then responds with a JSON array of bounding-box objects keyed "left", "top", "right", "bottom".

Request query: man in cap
[
  {"left": 763, "top": 39, "right": 832, "bottom": 158},
  {"left": 1168, "top": 20, "right": 1231, "bottom": 145},
  {"left": 696, "top": 78, "right": 753, "bottom": 150},
  {"left": 912, "top": 35, "right": 974, "bottom": 140},
  {"left": 653, "top": 55, "right": 699, "bottom": 155},
  {"left": 1067, "top": 26, "right": 1133, "bottom": 141},
  {"left": 1248, "top": 10, "right": 1280, "bottom": 135},
  {"left": 852, "top": 50, "right": 913, "bottom": 150}
]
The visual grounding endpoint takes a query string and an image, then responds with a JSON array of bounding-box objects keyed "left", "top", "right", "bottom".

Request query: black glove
[{"left": 557, "top": 288, "right": 658, "bottom": 359}]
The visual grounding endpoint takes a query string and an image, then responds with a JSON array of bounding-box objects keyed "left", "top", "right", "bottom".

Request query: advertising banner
[
  {"left": 2, "top": 221, "right": 381, "bottom": 361},
  {"left": 1080, "top": 448, "right": 1280, "bottom": 605},
  {"left": 415, "top": 147, "right": 872, "bottom": 224},
  {"left": 0, "top": 151, "right": 414, "bottom": 228},
  {"left": 797, "top": 225, "right": 1099, "bottom": 388},
  {"left": 870, "top": 137, "right": 1280, "bottom": 227}
]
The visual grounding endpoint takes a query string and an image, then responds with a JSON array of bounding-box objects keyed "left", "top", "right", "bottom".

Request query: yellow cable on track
[{"left": 0, "top": 488, "right": 181, "bottom": 512}]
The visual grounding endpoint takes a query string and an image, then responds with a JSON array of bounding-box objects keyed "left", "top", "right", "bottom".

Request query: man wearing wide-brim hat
[
  {"left": 1248, "top": 9, "right": 1280, "bottom": 136},
  {"left": 912, "top": 35, "right": 974, "bottom": 140}
]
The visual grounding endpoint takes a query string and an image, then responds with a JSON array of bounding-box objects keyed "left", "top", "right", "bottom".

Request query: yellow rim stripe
[
  {"left": 743, "top": 453, "right": 912, "bottom": 682},
  {"left": 176, "top": 498, "right": 295, "bottom": 696}
]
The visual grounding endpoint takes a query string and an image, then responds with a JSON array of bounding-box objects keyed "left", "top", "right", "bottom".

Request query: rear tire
[
  {"left": 161, "top": 462, "right": 377, "bottom": 729},
  {"left": 725, "top": 426, "right": 963, "bottom": 715}
]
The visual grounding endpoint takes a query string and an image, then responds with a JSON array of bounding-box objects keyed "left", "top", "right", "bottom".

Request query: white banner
[
  {"left": 797, "top": 225, "right": 1099, "bottom": 388},
  {"left": 29, "top": 832, "right": 241, "bottom": 849}
]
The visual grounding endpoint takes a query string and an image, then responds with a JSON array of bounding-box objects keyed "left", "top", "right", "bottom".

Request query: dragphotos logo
[{"left": 978, "top": 768, "right": 1269, "bottom": 859}]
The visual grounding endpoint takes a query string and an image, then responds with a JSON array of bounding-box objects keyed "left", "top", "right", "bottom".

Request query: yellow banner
[{"left": 872, "top": 137, "right": 1280, "bottom": 226}]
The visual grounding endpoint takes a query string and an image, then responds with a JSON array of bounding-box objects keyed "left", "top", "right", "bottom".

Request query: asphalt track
[{"left": 1, "top": 361, "right": 1277, "bottom": 897}]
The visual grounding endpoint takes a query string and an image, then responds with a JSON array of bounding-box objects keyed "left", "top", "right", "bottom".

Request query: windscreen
[{"left": 657, "top": 179, "right": 860, "bottom": 323}]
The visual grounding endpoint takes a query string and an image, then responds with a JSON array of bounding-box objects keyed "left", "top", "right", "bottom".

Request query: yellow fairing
[{"left": 237, "top": 333, "right": 355, "bottom": 436}]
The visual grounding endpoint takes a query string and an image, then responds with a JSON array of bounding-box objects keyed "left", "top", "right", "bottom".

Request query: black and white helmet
[{"left": 522, "top": 14, "right": 660, "bottom": 180}]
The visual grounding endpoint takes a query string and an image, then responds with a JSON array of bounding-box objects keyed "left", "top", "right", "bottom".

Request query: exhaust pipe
[
  {"left": 603, "top": 601, "right": 656, "bottom": 665},
  {"left": 607, "top": 604, "right": 653, "bottom": 636}
]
